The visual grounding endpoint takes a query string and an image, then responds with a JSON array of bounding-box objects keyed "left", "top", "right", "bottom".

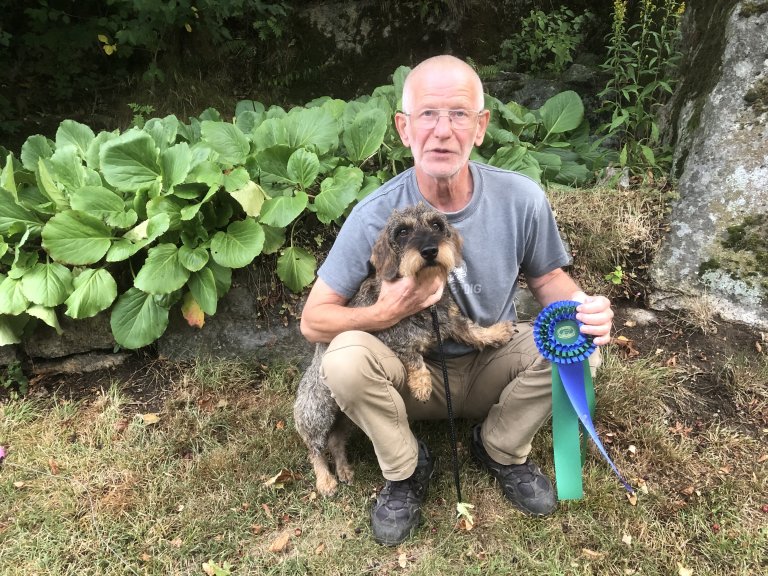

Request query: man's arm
[
  {"left": 299, "top": 276, "right": 445, "bottom": 344},
  {"left": 527, "top": 268, "right": 613, "bottom": 346}
]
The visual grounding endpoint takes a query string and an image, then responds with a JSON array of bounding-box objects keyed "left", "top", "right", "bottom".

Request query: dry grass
[{"left": 1, "top": 348, "right": 765, "bottom": 575}]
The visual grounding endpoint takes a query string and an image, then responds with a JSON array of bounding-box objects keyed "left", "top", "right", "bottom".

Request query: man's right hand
[{"left": 376, "top": 275, "right": 445, "bottom": 324}]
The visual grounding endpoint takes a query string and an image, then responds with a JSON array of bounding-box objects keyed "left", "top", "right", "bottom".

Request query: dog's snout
[{"left": 420, "top": 246, "right": 438, "bottom": 261}]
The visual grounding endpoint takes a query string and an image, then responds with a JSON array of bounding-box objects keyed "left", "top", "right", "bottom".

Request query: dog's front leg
[
  {"left": 449, "top": 317, "right": 516, "bottom": 349},
  {"left": 402, "top": 354, "right": 433, "bottom": 402}
]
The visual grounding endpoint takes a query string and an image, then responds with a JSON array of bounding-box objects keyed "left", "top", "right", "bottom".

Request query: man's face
[{"left": 395, "top": 65, "right": 489, "bottom": 182}]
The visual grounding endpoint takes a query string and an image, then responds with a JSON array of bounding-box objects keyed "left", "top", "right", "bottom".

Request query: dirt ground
[{"left": 15, "top": 302, "right": 767, "bottom": 436}]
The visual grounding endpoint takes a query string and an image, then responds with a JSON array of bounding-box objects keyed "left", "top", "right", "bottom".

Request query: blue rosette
[{"left": 535, "top": 300, "right": 633, "bottom": 499}]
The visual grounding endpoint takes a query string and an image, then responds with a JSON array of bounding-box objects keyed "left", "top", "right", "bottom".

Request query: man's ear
[
  {"left": 474, "top": 109, "right": 490, "bottom": 147},
  {"left": 395, "top": 112, "right": 410, "bottom": 147}
]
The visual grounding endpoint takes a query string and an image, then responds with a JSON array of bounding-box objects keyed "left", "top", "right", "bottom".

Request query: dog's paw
[
  {"left": 484, "top": 320, "right": 516, "bottom": 346},
  {"left": 337, "top": 463, "right": 354, "bottom": 486},
  {"left": 316, "top": 474, "right": 339, "bottom": 497},
  {"left": 408, "top": 369, "right": 433, "bottom": 402}
]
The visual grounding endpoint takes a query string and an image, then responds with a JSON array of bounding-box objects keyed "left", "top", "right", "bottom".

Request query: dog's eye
[
  {"left": 396, "top": 226, "right": 409, "bottom": 237},
  {"left": 431, "top": 221, "right": 444, "bottom": 232}
]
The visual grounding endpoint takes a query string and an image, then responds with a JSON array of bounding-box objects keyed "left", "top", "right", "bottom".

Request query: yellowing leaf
[
  {"left": 314, "top": 542, "right": 325, "bottom": 555},
  {"left": 626, "top": 492, "right": 638, "bottom": 506},
  {"left": 582, "top": 548, "right": 604, "bottom": 559},
  {"left": 622, "top": 533, "right": 632, "bottom": 546},
  {"left": 269, "top": 531, "right": 291, "bottom": 553},
  {"left": 182, "top": 293, "right": 205, "bottom": 328},
  {"left": 141, "top": 413, "right": 161, "bottom": 425},
  {"left": 185, "top": 23, "right": 192, "bottom": 32},
  {"left": 677, "top": 562, "right": 693, "bottom": 576},
  {"left": 455, "top": 501, "right": 475, "bottom": 531},
  {"left": 103, "top": 44, "right": 116, "bottom": 55},
  {"left": 398, "top": 552, "right": 408, "bottom": 568},
  {"left": 98, "top": 34, "right": 109, "bottom": 43}
]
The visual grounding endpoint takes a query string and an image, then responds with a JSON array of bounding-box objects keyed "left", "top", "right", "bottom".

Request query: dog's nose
[{"left": 421, "top": 246, "right": 438, "bottom": 261}]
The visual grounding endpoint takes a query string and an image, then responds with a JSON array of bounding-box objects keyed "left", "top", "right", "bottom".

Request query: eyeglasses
[{"left": 403, "top": 109, "right": 482, "bottom": 130}]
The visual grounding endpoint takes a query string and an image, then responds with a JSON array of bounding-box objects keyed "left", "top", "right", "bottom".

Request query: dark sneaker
[
  {"left": 470, "top": 424, "right": 556, "bottom": 516},
  {"left": 371, "top": 440, "right": 434, "bottom": 546}
]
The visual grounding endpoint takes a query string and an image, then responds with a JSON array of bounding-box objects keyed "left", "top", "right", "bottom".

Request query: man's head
[{"left": 396, "top": 55, "right": 489, "bottom": 184}]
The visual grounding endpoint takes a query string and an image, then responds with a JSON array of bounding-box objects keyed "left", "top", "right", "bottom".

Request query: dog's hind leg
[
  {"left": 308, "top": 448, "right": 339, "bottom": 496},
  {"left": 327, "top": 416, "right": 355, "bottom": 486},
  {"left": 403, "top": 356, "right": 433, "bottom": 402}
]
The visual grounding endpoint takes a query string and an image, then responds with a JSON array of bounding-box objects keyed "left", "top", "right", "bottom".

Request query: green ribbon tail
[{"left": 552, "top": 364, "right": 583, "bottom": 500}]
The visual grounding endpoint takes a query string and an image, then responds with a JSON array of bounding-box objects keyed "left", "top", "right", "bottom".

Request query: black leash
[{"left": 429, "top": 304, "right": 463, "bottom": 504}]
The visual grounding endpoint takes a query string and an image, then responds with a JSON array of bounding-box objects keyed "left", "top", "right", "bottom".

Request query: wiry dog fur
[{"left": 293, "top": 203, "right": 515, "bottom": 496}]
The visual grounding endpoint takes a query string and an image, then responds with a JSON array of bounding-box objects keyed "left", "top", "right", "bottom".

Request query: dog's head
[{"left": 370, "top": 203, "right": 463, "bottom": 283}]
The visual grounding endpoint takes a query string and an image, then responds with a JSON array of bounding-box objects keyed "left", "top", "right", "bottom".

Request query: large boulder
[{"left": 650, "top": 2, "right": 768, "bottom": 329}]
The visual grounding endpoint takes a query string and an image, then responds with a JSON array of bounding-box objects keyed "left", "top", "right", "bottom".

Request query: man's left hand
[{"left": 571, "top": 292, "right": 613, "bottom": 346}]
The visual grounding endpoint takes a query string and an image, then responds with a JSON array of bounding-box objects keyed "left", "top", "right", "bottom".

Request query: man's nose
[{"left": 432, "top": 113, "right": 453, "bottom": 136}]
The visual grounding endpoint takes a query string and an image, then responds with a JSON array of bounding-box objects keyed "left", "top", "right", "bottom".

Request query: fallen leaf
[
  {"left": 582, "top": 548, "right": 604, "bottom": 559},
  {"left": 269, "top": 531, "right": 291, "bottom": 553},
  {"left": 251, "top": 524, "right": 263, "bottom": 534},
  {"left": 626, "top": 492, "right": 638, "bottom": 506},
  {"left": 612, "top": 335, "right": 640, "bottom": 357},
  {"left": 275, "top": 420, "right": 285, "bottom": 430},
  {"left": 677, "top": 562, "right": 693, "bottom": 576},
  {"left": 294, "top": 528, "right": 302, "bottom": 537},
  {"left": 202, "top": 562, "right": 215, "bottom": 576},
  {"left": 13, "top": 481, "right": 25, "bottom": 489},
  {"left": 679, "top": 486, "right": 695, "bottom": 496},
  {"left": 113, "top": 418, "right": 129, "bottom": 434},
  {"left": 624, "top": 320, "right": 637, "bottom": 327},
  {"left": 141, "top": 413, "right": 161, "bottom": 425},
  {"left": 262, "top": 503, "right": 273, "bottom": 518},
  {"left": 140, "top": 553, "right": 151, "bottom": 562},
  {"left": 170, "top": 537, "right": 182, "bottom": 548},
  {"left": 622, "top": 533, "right": 632, "bottom": 546},
  {"left": 628, "top": 445, "right": 637, "bottom": 455},
  {"left": 216, "top": 399, "right": 228, "bottom": 409},
  {"left": 718, "top": 466, "right": 732, "bottom": 475},
  {"left": 757, "top": 454, "right": 767, "bottom": 463},
  {"left": 455, "top": 501, "right": 475, "bottom": 531},
  {"left": 398, "top": 552, "right": 408, "bottom": 568},
  {"left": 264, "top": 469, "right": 301, "bottom": 488},
  {"left": 756, "top": 341, "right": 763, "bottom": 353},
  {"left": 314, "top": 543, "right": 325, "bottom": 555},
  {"left": 48, "top": 457, "right": 60, "bottom": 475}
]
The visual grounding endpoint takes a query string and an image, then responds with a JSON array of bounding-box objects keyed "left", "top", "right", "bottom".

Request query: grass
[{"left": 1, "top": 350, "right": 766, "bottom": 576}]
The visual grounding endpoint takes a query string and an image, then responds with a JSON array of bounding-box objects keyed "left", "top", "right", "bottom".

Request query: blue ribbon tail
[{"left": 558, "top": 361, "right": 635, "bottom": 494}]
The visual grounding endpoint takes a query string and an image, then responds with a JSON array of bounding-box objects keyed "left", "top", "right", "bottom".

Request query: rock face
[{"left": 650, "top": 2, "right": 768, "bottom": 330}]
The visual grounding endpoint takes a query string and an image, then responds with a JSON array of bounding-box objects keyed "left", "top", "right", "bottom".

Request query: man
[{"left": 299, "top": 55, "right": 613, "bottom": 545}]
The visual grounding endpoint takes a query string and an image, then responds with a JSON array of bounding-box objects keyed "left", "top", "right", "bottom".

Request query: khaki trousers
[{"left": 320, "top": 323, "right": 601, "bottom": 481}]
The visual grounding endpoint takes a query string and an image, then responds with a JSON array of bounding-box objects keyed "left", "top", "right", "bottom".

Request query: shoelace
[{"left": 381, "top": 479, "right": 416, "bottom": 510}]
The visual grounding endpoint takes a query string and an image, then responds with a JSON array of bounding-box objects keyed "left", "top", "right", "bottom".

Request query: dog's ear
[{"left": 370, "top": 233, "right": 400, "bottom": 281}]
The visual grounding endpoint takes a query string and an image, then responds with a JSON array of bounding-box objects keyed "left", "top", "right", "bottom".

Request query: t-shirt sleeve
[
  {"left": 316, "top": 209, "right": 375, "bottom": 299},
  {"left": 520, "top": 191, "right": 571, "bottom": 278}
]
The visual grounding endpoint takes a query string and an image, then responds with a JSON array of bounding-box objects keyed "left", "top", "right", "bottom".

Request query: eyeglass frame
[{"left": 400, "top": 108, "right": 485, "bottom": 130}]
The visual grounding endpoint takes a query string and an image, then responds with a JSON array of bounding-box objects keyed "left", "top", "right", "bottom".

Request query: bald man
[{"left": 300, "top": 55, "right": 613, "bottom": 545}]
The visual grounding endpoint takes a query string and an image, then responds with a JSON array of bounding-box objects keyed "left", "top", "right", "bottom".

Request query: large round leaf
[
  {"left": 539, "top": 91, "right": 584, "bottom": 136},
  {"left": 277, "top": 246, "right": 316, "bottom": 293},
  {"left": 64, "top": 268, "right": 117, "bottom": 319},
  {"left": 110, "top": 288, "right": 169, "bottom": 349},
  {"left": 56, "top": 119, "right": 95, "bottom": 158},
  {"left": 200, "top": 121, "right": 249, "bottom": 165},
  {"left": 210, "top": 218, "right": 265, "bottom": 268},
  {"left": 134, "top": 243, "right": 191, "bottom": 295},
  {"left": 343, "top": 108, "right": 388, "bottom": 163},
  {"left": 229, "top": 180, "right": 267, "bottom": 217},
  {"left": 27, "top": 305, "right": 62, "bottom": 334},
  {"left": 0, "top": 314, "right": 29, "bottom": 346},
  {"left": 0, "top": 277, "right": 30, "bottom": 315},
  {"left": 287, "top": 148, "right": 320, "bottom": 189},
  {"left": 161, "top": 141, "right": 192, "bottom": 190},
  {"left": 283, "top": 107, "right": 340, "bottom": 155},
  {"left": 178, "top": 245, "right": 209, "bottom": 272},
  {"left": 187, "top": 267, "right": 218, "bottom": 315},
  {"left": 42, "top": 210, "right": 112, "bottom": 265},
  {"left": 259, "top": 191, "right": 308, "bottom": 228},
  {"left": 100, "top": 130, "right": 161, "bottom": 191},
  {"left": 21, "top": 134, "right": 53, "bottom": 172},
  {"left": 20, "top": 262, "right": 73, "bottom": 307},
  {"left": 314, "top": 167, "right": 364, "bottom": 224}
]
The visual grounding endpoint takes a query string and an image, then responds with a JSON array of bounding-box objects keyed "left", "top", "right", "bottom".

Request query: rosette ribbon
[{"left": 534, "top": 300, "right": 634, "bottom": 500}]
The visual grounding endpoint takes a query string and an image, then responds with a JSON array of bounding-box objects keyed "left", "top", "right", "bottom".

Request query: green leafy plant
[
  {"left": 500, "top": 6, "right": 594, "bottom": 75},
  {"left": 0, "top": 360, "right": 28, "bottom": 398},
  {"left": 478, "top": 90, "right": 606, "bottom": 186},
  {"left": 597, "top": 0, "right": 686, "bottom": 175},
  {"left": 605, "top": 265, "right": 624, "bottom": 285}
]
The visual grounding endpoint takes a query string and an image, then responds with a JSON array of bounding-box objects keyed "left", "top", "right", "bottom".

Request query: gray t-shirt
[{"left": 317, "top": 161, "right": 570, "bottom": 354}]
